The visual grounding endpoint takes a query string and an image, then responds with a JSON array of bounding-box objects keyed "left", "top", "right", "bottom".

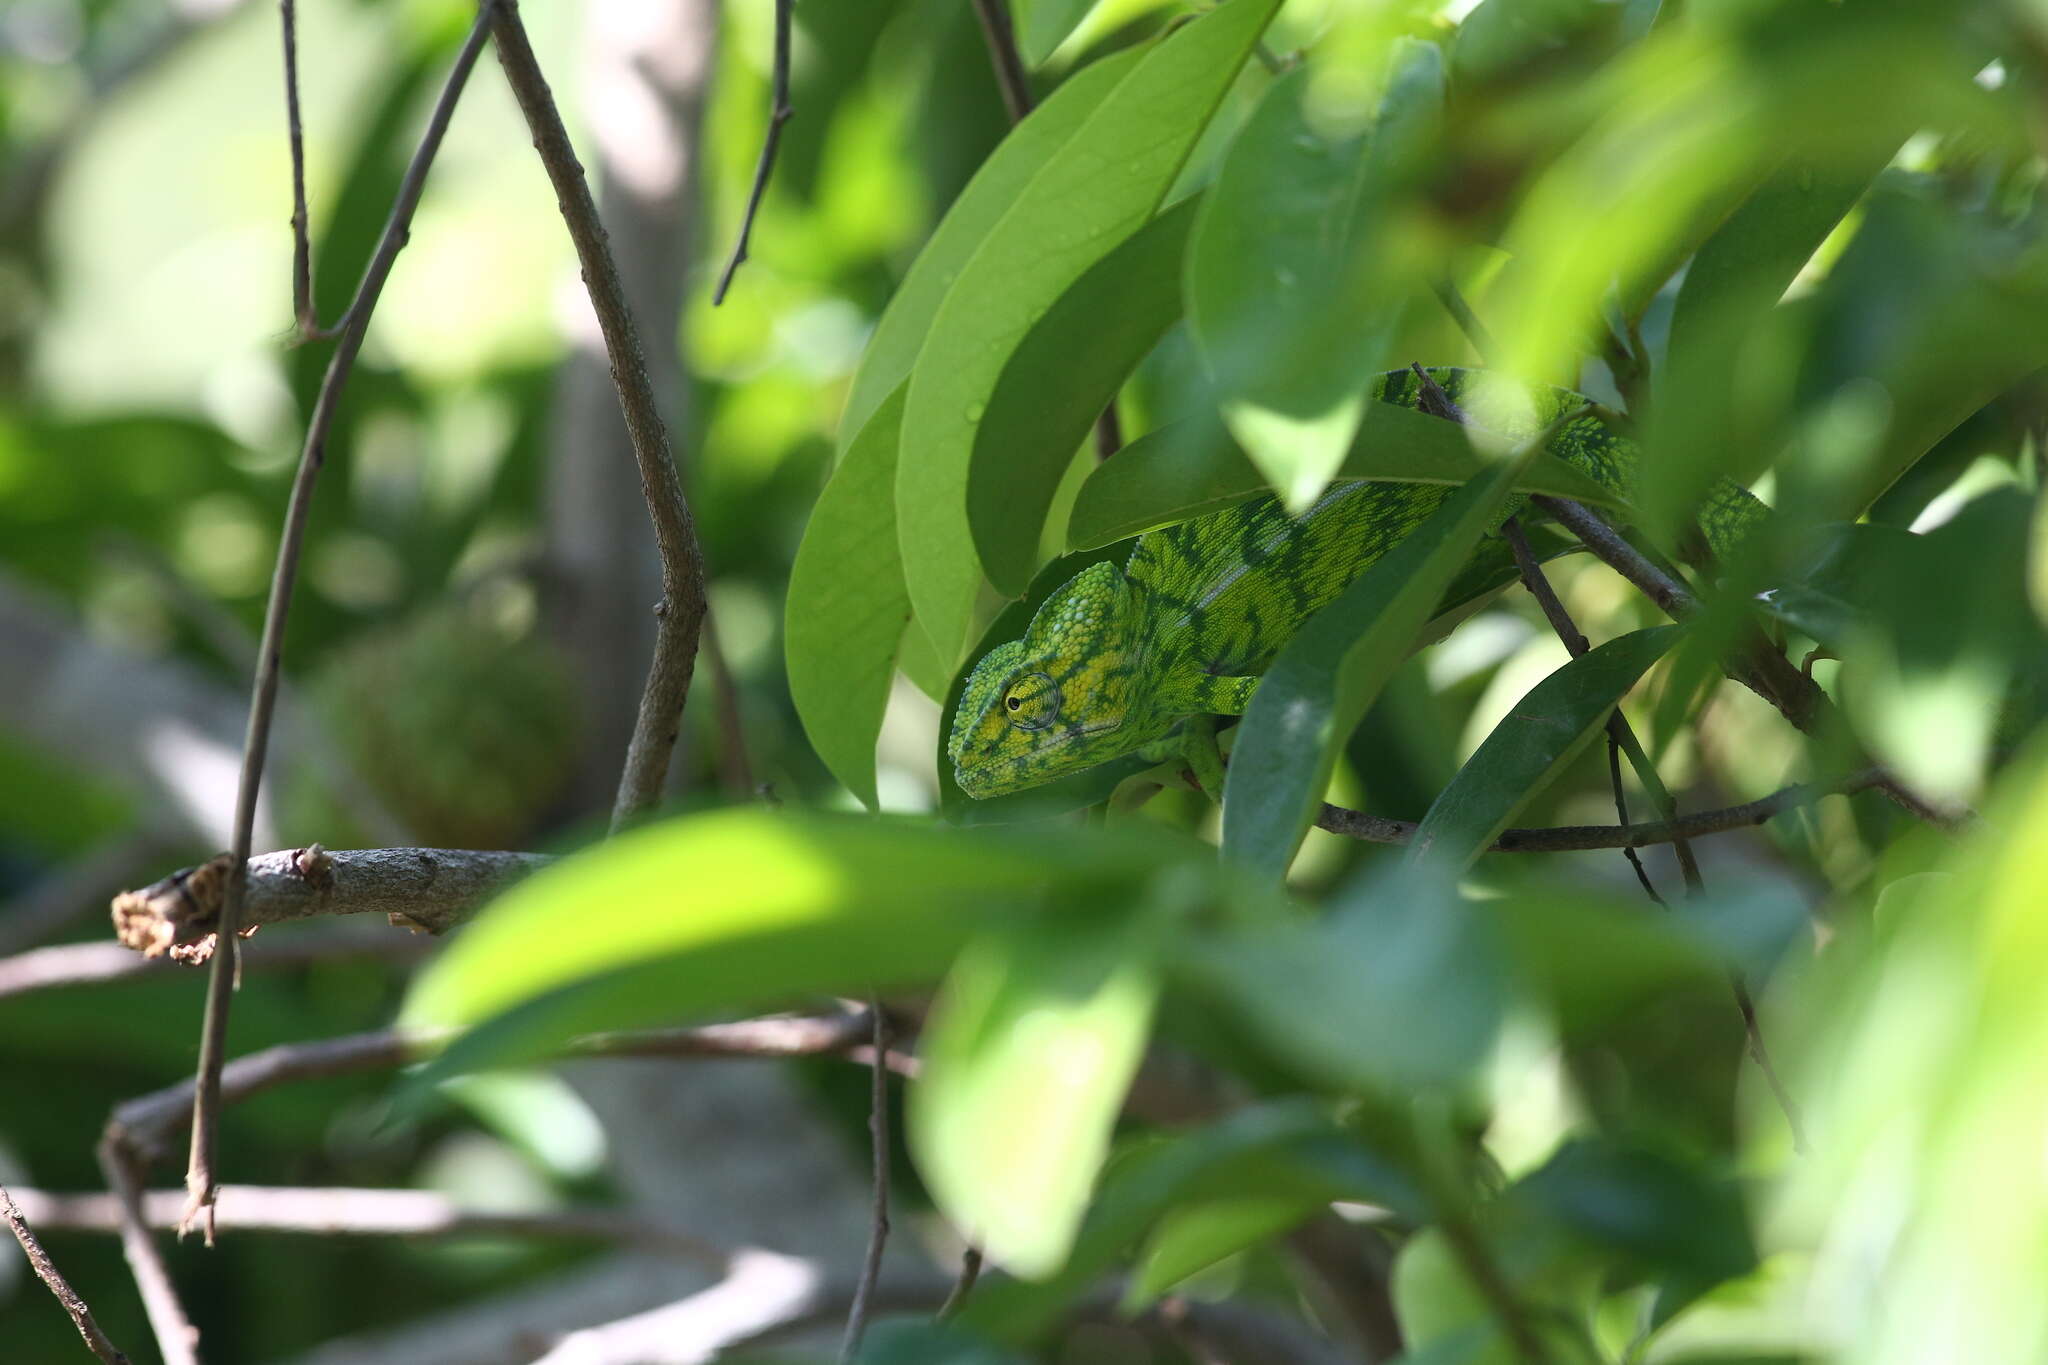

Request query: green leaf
[
  {"left": 398, "top": 812, "right": 1170, "bottom": 1083},
  {"left": 1220, "top": 452, "right": 1539, "bottom": 879},
  {"left": 1406, "top": 626, "right": 1680, "bottom": 872},
  {"left": 838, "top": 49, "right": 1140, "bottom": 458},
  {"left": 899, "top": 0, "right": 1281, "bottom": 669},
  {"left": 911, "top": 904, "right": 1165, "bottom": 1278},
  {"left": 786, "top": 385, "right": 910, "bottom": 809},
  {"left": 1015, "top": 0, "right": 1097, "bottom": 65},
  {"left": 1125, "top": 1195, "right": 1324, "bottom": 1309},
  {"left": 1065, "top": 398, "right": 1622, "bottom": 553},
  {"left": 1188, "top": 48, "right": 1442, "bottom": 510},
  {"left": 969, "top": 198, "right": 1199, "bottom": 595}
]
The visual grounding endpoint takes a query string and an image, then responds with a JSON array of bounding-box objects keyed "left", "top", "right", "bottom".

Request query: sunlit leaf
[
  {"left": 969, "top": 198, "right": 1198, "bottom": 595},
  {"left": 1406, "top": 626, "right": 1680, "bottom": 872},
  {"left": 786, "top": 384, "right": 910, "bottom": 809},
  {"left": 1015, "top": 0, "right": 1097, "bottom": 65},
  {"left": 838, "top": 50, "right": 1140, "bottom": 457},
  {"left": 899, "top": 0, "right": 1281, "bottom": 669},
  {"left": 911, "top": 904, "right": 1166, "bottom": 1278}
]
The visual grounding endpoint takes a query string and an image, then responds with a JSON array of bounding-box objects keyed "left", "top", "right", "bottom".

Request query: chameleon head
[{"left": 948, "top": 560, "right": 1147, "bottom": 798}]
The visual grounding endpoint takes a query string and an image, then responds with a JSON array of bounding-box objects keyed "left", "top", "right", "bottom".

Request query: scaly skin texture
[{"left": 949, "top": 368, "right": 1760, "bottom": 798}]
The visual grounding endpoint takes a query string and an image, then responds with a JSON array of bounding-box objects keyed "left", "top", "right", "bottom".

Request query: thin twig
[
  {"left": 1431, "top": 279, "right": 1496, "bottom": 364},
  {"left": 2, "top": 1185, "right": 132, "bottom": 1364},
  {"left": 183, "top": 0, "right": 501, "bottom": 1241},
  {"left": 712, "top": 0, "right": 793, "bottom": 303},
  {"left": 280, "top": 0, "right": 324, "bottom": 338},
  {"left": 1314, "top": 769, "right": 1887, "bottom": 850},
  {"left": 936, "top": 1246, "right": 983, "bottom": 1322},
  {"left": 96, "top": 1137, "right": 196, "bottom": 1365},
  {"left": 8, "top": 1185, "right": 720, "bottom": 1264},
  {"left": 487, "top": 0, "right": 710, "bottom": 831},
  {"left": 839, "top": 1000, "right": 893, "bottom": 1363},
  {"left": 2, "top": 924, "right": 434, "bottom": 1003},
  {"left": 970, "top": 0, "right": 1035, "bottom": 121}
]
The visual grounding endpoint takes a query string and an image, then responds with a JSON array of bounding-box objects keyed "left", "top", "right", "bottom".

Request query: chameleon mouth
[{"left": 953, "top": 717, "right": 1123, "bottom": 798}]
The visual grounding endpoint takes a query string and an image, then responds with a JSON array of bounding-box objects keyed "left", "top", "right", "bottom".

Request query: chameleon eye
[{"left": 1002, "top": 671, "right": 1061, "bottom": 732}]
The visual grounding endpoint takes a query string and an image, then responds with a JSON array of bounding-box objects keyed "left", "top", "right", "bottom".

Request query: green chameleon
[{"left": 948, "top": 367, "right": 1763, "bottom": 799}]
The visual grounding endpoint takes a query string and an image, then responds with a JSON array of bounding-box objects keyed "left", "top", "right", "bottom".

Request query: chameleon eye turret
[{"left": 1003, "top": 672, "right": 1062, "bottom": 730}]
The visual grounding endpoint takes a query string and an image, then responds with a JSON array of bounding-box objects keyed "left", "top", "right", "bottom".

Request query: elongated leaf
[
  {"left": 970, "top": 199, "right": 1199, "bottom": 595},
  {"left": 912, "top": 906, "right": 1164, "bottom": 1278},
  {"left": 1406, "top": 626, "right": 1680, "bottom": 871},
  {"left": 786, "top": 385, "right": 910, "bottom": 809},
  {"left": 1188, "top": 48, "right": 1441, "bottom": 510},
  {"left": 399, "top": 812, "right": 1173, "bottom": 1084},
  {"left": 1221, "top": 455, "right": 1537, "bottom": 879},
  {"left": 1015, "top": 0, "right": 1096, "bottom": 65},
  {"left": 899, "top": 0, "right": 1281, "bottom": 669},
  {"left": 1066, "top": 399, "right": 1621, "bottom": 552},
  {"left": 1125, "top": 1195, "right": 1322, "bottom": 1308},
  {"left": 838, "top": 49, "right": 1140, "bottom": 456}
]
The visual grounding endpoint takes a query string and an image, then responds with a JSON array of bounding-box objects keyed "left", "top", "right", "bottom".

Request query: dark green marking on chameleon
[{"left": 947, "top": 368, "right": 1764, "bottom": 799}]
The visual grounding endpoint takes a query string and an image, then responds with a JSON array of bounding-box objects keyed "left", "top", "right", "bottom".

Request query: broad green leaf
[
  {"left": 1406, "top": 626, "right": 1680, "bottom": 871},
  {"left": 1182, "top": 869, "right": 1506, "bottom": 1095},
  {"left": 786, "top": 385, "right": 910, "bottom": 809},
  {"left": 899, "top": 0, "right": 1281, "bottom": 669},
  {"left": 969, "top": 198, "right": 1199, "bottom": 595},
  {"left": 1066, "top": 399, "right": 1622, "bottom": 552},
  {"left": 838, "top": 50, "right": 1140, "bottom": 456},
  {"left": 1516, "top": 1139, "right": 1756, "bottom": 1295},
  {"left": 399, "top": 811, "right": 1171, "bottom": 1082},
  {"left": 1125, "top": 1195, "right": 1324, "bottom": 1309},
  {"left": 911, "top": 905, "right": 1165, "bottom": 1278},
  {"left": 1221, "top": 450, "right": 1540, "bottom": 879},
  {"left": 1187, "top": 48, "right": 1442, "bottom": 511},
  {"left": 1016, "top": 0, "right": 1097, "bottom": 65},
  {"left": 961, "top": 1099, "right": 1423, "bottom": 1339}
]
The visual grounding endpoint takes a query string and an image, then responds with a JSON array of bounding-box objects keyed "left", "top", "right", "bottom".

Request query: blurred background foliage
[{"left": 4, "top": 0, "right": 2048, "bottom": 1362}]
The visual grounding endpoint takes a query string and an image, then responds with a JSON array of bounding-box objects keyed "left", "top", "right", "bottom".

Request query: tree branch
[
  {"left": 184, "top": 0, "right": 502, "bottom": 1239},
  {"left": 839, "top": 1001, "right": 892, "bottom": 1363},
  {"left": 113, "top": 847, "right": 549, "bottom": 961},
  {"left": 96, "top": 1136, "right": 196, "bottom": 1365},
  {"left": 1, "top": 923, "right": 433, "bottom": 1003},
  {"left": 2, "top": 1185, "right": 132, "bottom": 1364},
  {"left": 7, "top": 1185, "right": 720, "bottom": 1263},
  {"left": 971, "top": 0, "right": 1035, "bottom": 122},
  {"left": 712, "top": 0, "right": 793, "bottom": 303},
  {"left": 486, "top": 0, "right": 710, "bottom": 831}
]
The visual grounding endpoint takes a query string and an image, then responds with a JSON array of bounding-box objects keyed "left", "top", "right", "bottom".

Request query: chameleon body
[{"left": 948, "top": 367, "right": 1762, "bottom": 799}]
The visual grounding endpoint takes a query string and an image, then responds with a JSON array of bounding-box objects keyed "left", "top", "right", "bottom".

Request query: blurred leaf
[
  {"left": 969, "top": 198, "right": 1198, "bottom": 595},
  {"left": 963, "top": 1098, "right": 1423, "bottom": 1338},
  {"left": 786, "top": 384, "right": 911, "bottom": 809},
  {"left": 853, "top": 1318, "right": 1024, "bottom": 1364},
  {"left": 1065, "top": 395, "right": 1621, "bottom": 552},
  {"left": 1188, "top": 50, "right": 1441, "bottom": 510},
  {"left": 400, "top": 811, "right": 1176, "bottom": 1082},
  {"left": 912, "top": 901, "right": 1165, "bottom": 1278},
  {"left": 1016, "top": 0, "right": 1097, "bottom": 65},
  {"left": 1514, "top": 1138, "right": 1756, "bottom": 1313},
  {"left": 1221, "top": 453, "right": 1538, "bottom": 879},
  {"left": 1482, "top": 885, "right": 1725, "bottom": 1037},
  {"left": 1182, "top": 869, "right": 1506, "bottom": 1095},
  {"left": 1124, "top": 1194, "right": 1325, "bottom": 1309},
  {"left": 899, "top": 0, "right": 1280, "bottom": 668},
  {"left": 840, "top": 48, "right": 1140, "bottom": 456},
  {"left": 1407, "top": 626, "right": 1680, "bottom": 872}
]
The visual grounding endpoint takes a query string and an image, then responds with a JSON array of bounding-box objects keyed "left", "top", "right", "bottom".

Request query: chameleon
[{"left": 948, "top": 366, "right": 1765, "bottom": 799}]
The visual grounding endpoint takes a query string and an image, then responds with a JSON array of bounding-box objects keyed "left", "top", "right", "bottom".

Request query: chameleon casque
[{"left": 948, "top": 366, "right": 1764, "bottom": 799}]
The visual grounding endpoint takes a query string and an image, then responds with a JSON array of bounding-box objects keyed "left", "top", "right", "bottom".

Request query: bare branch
[
  {"left": 185, "top": 0, "right": 503, "bottom": 1237},
  {"left": 971, "top": 0, "right": 1035, "bottom": 122},
  {"left": 486, "top": 0, "right": 711, "bottom": 830},
  {"left": 280, "top": 0, "right": 323, "bottom": 338},
  {"left": 7, "top": 1185, "right": 720, "bottom": 1263},
  {"left": 114, "top": 847, "right": 549, "bottom": 961},
  {"left": 839, "top": 1002, "right": 892, "bottom": 1363},
  {"left": 2, "top": 1185, "right": 132, "bottom": 1364},
  {"left": 95, "top": 1136, "right": 196, "bottom": 1365},
  {"left": 712, "top": 0, "right": 794, "bottom": 303}
]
